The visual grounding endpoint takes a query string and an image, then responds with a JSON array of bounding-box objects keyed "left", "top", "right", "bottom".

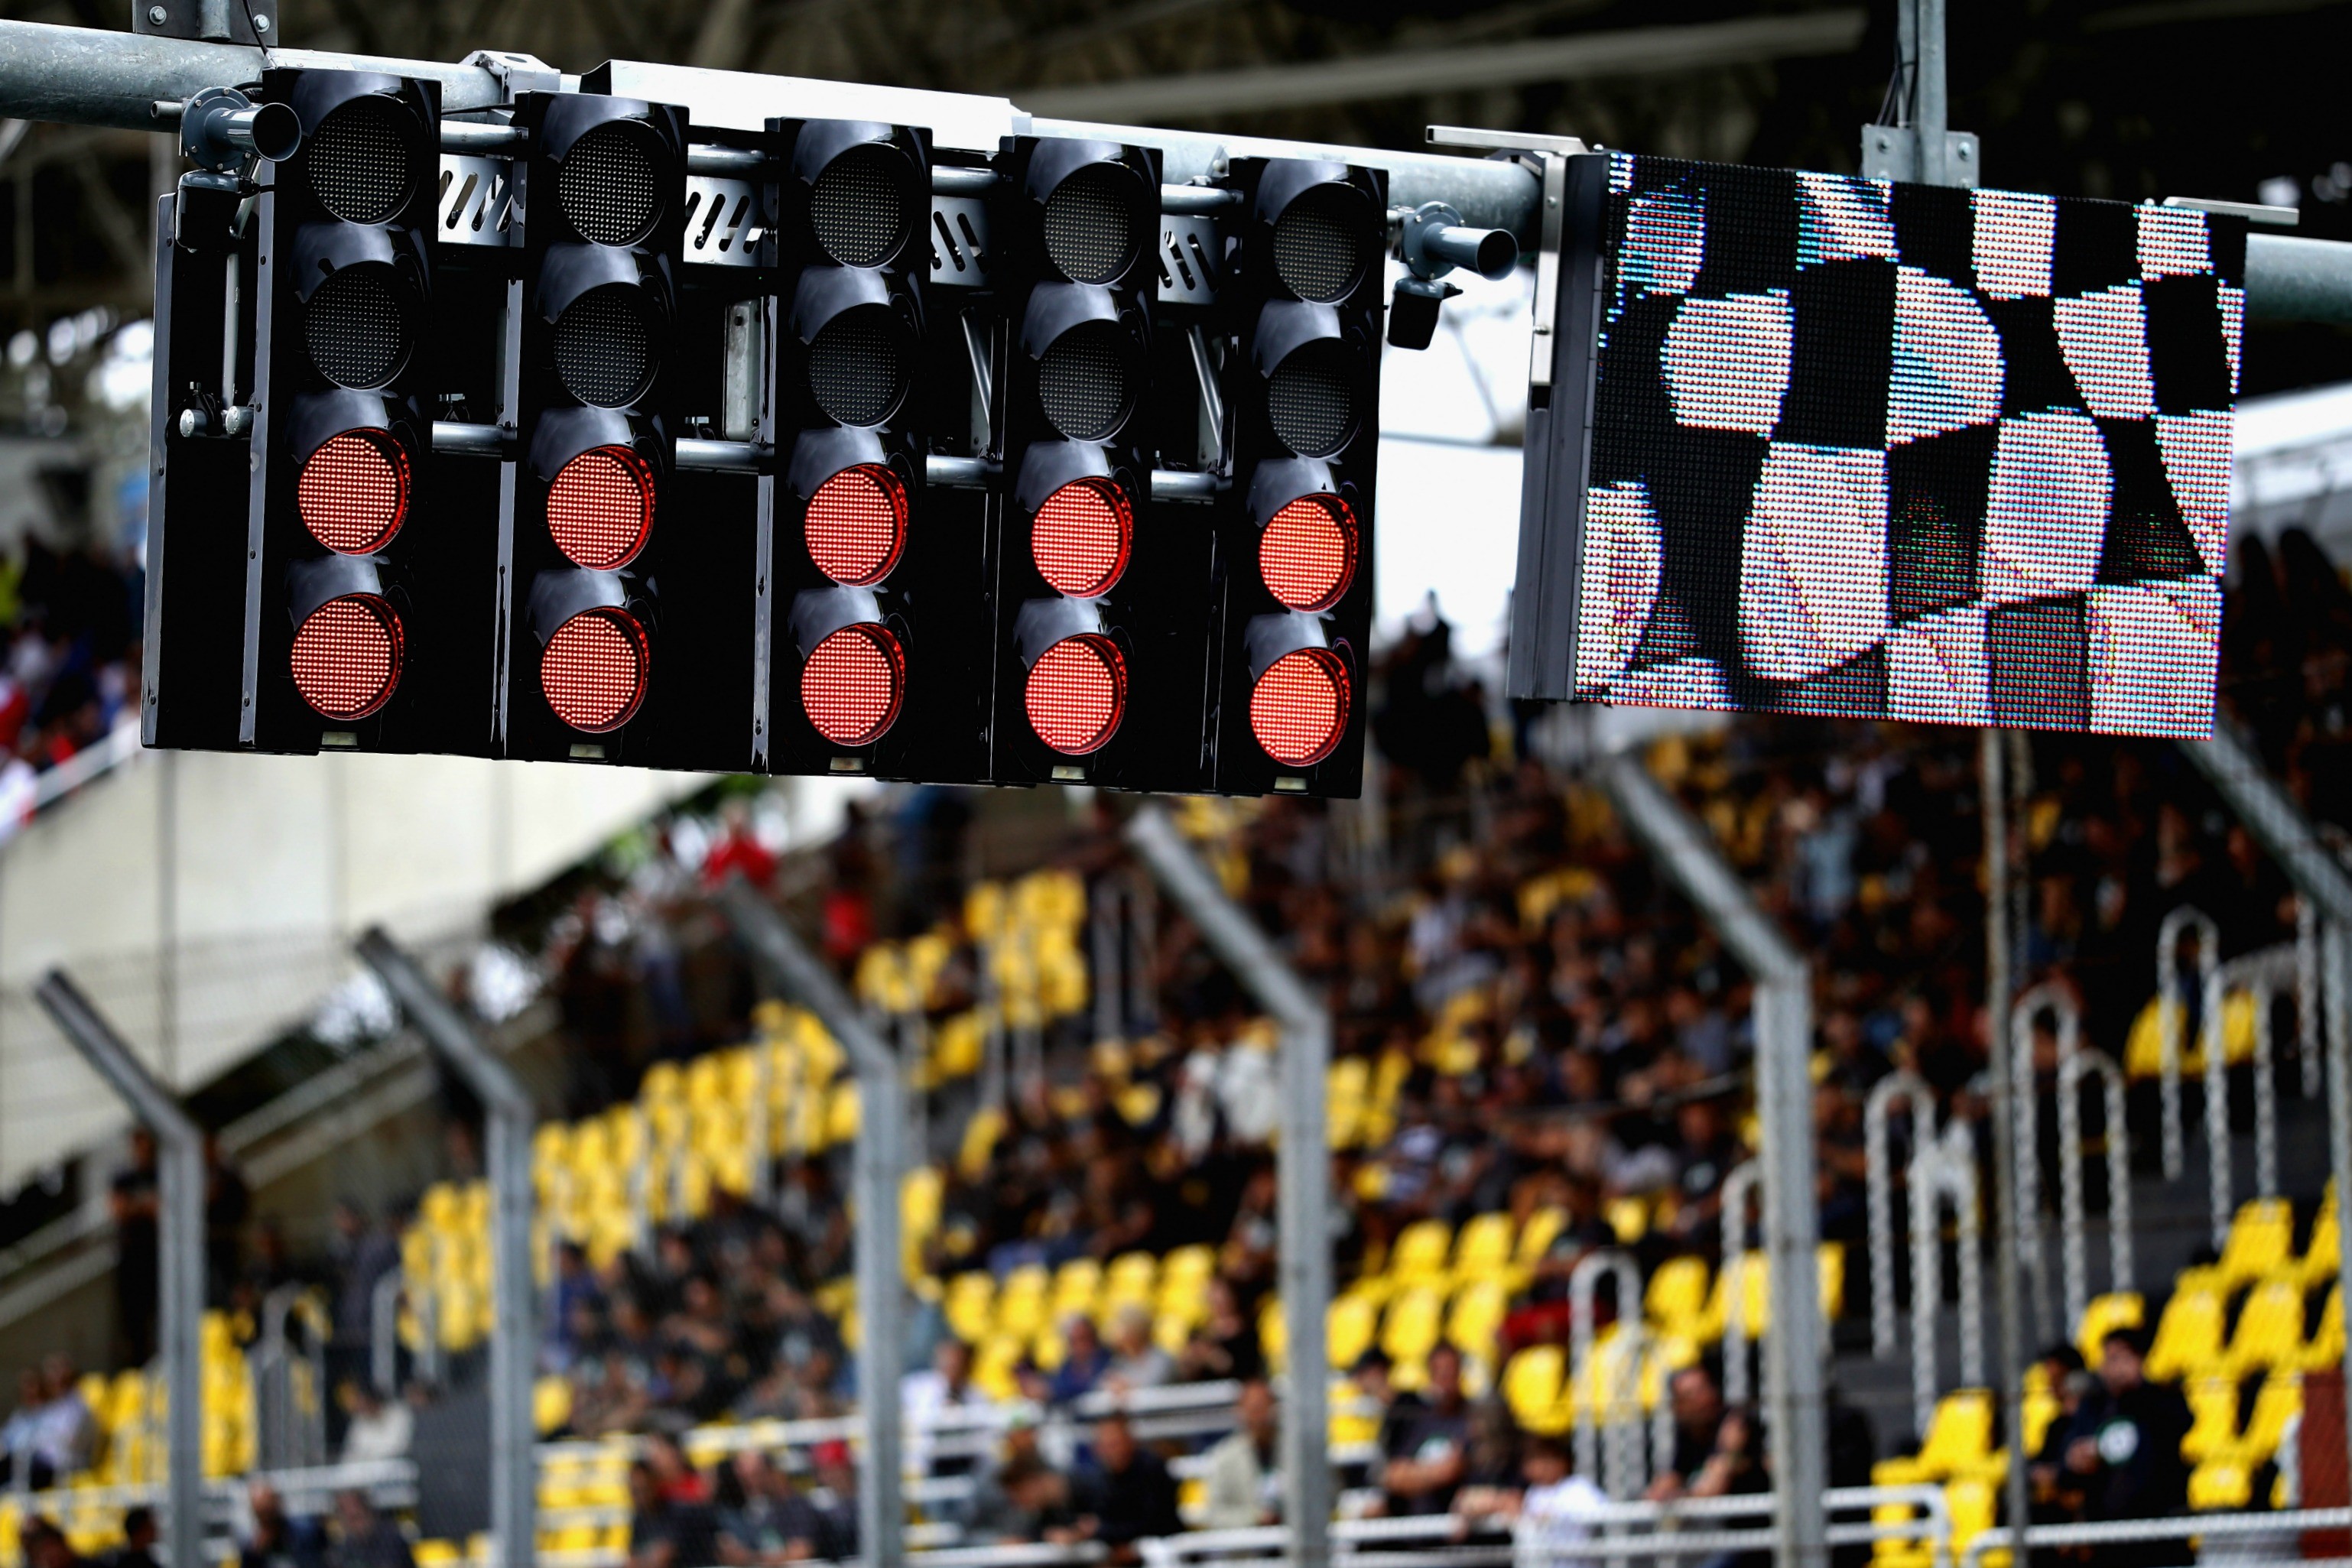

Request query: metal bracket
[
  {"left": 437, "top": 154, "right": 514, "bottom": 246},
  {"left": 1427, "top": 125, "right": 1585, "bottom": 390},
  {"left": 683, "top": 174, "right": 762, "bottom": 266},
  {"left": 1157, "top": 212, "right": 1219, "bottom": 305},
  {"left": 1859, "top": 125, "right": 1981, "bottom": 187},
  {"left": 459, "top": 50, "right": 562, "bottom": 101},
  {"left": 930, "top": 193, "right": 989, "bottom": 287},
  {"left": 133, "top": 0, "right": 275, "bottom": 47},
  {"left": 2165, "top": 195, "right": 2298, "bottom": 229}
]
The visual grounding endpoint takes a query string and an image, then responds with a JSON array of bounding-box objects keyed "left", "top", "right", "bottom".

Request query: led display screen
[{"left": 1511, "top": 154, "right": 2243, "bottom": 737}]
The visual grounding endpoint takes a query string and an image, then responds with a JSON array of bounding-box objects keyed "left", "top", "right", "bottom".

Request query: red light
[
  {"left": 1025, "top": 635, "right": 1125, "bottom": 755},
  {"left": 297, "top": 430, "right": 409, "bottom": 554},
  {"left": 542, "top": 608, "right": 648, "bottom": 732},
  {"left": 1260, "top": 494, "right": 1357, "bottom": 612},
  {"left": 548, "top": 446, "right": 655, "bottom": 571},
  {"left": 806, "top": 464, "right": 908, "bottom": 586},
  {"left": 802, "top": 623, "right": 905, "bottom": 745},
  {"left": 1031, "top": 478, "right": 1131, "bottom": 597},
  {"left": 1250, "top": 648, "right": 1349, "bottom": 767},
  {"left": 291, "top": 595, "right": 402, "bottom": 721}
]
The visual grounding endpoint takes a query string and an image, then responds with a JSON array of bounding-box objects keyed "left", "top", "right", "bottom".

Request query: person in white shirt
[
  {"left": 339, "top": 1380, "right": 413, "bottom": 1465},
  {"left": 1506, "top": 1437, "right": 1607, "bottom": 1568}
]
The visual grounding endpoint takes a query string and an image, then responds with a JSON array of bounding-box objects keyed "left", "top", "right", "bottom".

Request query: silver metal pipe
[
  {"left": 1598, "top": 753, "right": 1825, "bottom": 1568},
  {"left": 931, "top": 165, "right": 997, "bottom": 195},
  {"left": 1161, "top": 183, "right": 1240, "bottom": 215},
  {"left": 2248, "top": 233, "right": 2352, "bottom": 323},
  {"left": 1983, "top": 728, "right": 2031, "bottom": 1568},
  {"left": 689, "top": 144, "right": 762, "bottom": 176},
  {"left": 1126, "top": 807, "right": 1330, "bottom": 1568},
  {"left": 34, "top": 971, "right": 204, "bottom": 1568},
  {"left": 353, "top": 931, "right": 535, "bottom": 1568},
  {"left": 440, "top": 120, "right": 523, "bottom": 154},
  {"left": 716, "top": 882, "right": 906, "bottom": 1568},
  {"left": 676, "top": 437, "right": 762, "bottom": 473},
  {"left": 2155, "top": 905, "right": 2217, "bottom": 1182},
  {"left": 1719, "top": 1159, "right": 1761, "bottom": 1408},
  {"left": 1863, "top": 1070, "right": 1937, "bottom": 1362},
  {"left": 430, "top": 419, "right": 504, "bottom": 456}
]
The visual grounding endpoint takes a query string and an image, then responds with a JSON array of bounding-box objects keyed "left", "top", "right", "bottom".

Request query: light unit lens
[
  {"left": 306, "top": 265, "right": 411, "bottom": 390},
  {"left": 291, "top": 594, "right": 402, "bottom": 721},
  {"left": 1038, "top": 321, "right": 1133, "bottom": 443},
  {"left": 1259, "top": 494, "right": 1356, "bottom": 612},
  {"left": 802, "top": 622, "right": 904, "bottom": 745},
  {"left": 1266, "top": 339, "right": 1358, "bottom": 459},
  {"left": 1026, "top": 635, "right": 1125, "bottom": 755},
  {"left": 548, "top": 446, "right": 655, "bottom": 570},
  {"left": 559, "top": 121, "right": 663, "bottom": 247},
  {"left": 542, "top": 608, "right": 649, "bottom": 732},
  {"left": 806, "top": 464, "right": 908, "bottom": 586},
  {"left": 1041, "top": 161, "right": 1141, "bottom": 285},
  {"left": 298, "top": 430, "right": 410, "bottom": 555},
  {"left": 1251, "top": 647, "right": 1349, "bottom": 767},
  {"left": 553, "top": 287, "right": 656, "bottom": 408},
  {"left": 1272, "top": 183, "right": 1371, "bottom": 304},
  {"left": 1032, "top": 478, "right": 1131, "bottom": 598},
  {"left": 811, "top": 144, "right": 912, "bottom": 268},
  {"left": 306, "top": 97, "right": 419, "bottom": 225}
]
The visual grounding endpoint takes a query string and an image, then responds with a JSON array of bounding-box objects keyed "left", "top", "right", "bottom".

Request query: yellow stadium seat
[
  {"left": 944, "top": 1272, "right": 996, "bottom": 1344},
  {"left": 2298, "top": 1284, "right": 2344, "bottom": 1372},
  {"left": 825, "top": 1081, "right": 860, "bottom": 1143},
  {"left": 1447, "top": 1280, "right": 1510, "bottom": 1364},
  {"left": 1502, "top": 1344, "right": 1568, "bottom": 1433},
  {"left": 2146, "top": 1287, "right": 2225, "bottom": 1383},
  {"left": 1645, "top": 1256, "right": 1712, "bottom": 1337},
  {"left": 1331, "top": 1374, "right": 1381, "bottom": 1446},
  {"left": 1819, "top": 1242, "right": 1847, "bottom": 1320},
  {"left": 1103, "top": 1251, "right": 1158, "bottom": 1314},
  {"left": 1944, "top": 1478, "right": 1998, "bottom": 1563},
  {"left": 1606, "top": 1196, "right": 1650, "bottom": 1244},
  {"left": 1451, "top": 1213, "right": 1515, "bottom": 1283},
  {"left": 2298, "top": 1193, "right": 2341, "bottom": 1287},
  {"left": 1379, "top": 1285, "right": 1445, "bottom": 1365},
  {"left": 971, "top": 1334, "right": 1023, "bottom": 1401},
  {"left": 2190, "top": 1457, "right": 2252, "bottom": 1511},
  {"left": 1259, "top": 1295, "right": 1286, "bottom": 1373},
  {"left": 2181, "top": 1375, "right": 2240, "bottom": 1462},
  {"left": 2223, "top": 1280, "right": 2304, "bottom": 1375},
  {"left": 1389, "top": 1219, "right": 1453, "bottom": 1284},
  {"left": 2022, "top": 1390, "right": 2061, "bottom": 1456},
  {"left": 2218, "top": 1200, "right": 2295, "bottom": 1288},
  {"left": 1914, "top": 1391, "right": 1993, "bottom": 1481},
  {"left": 1161, "top": 1244, "right": 1217, "bottom": 1287},
  {"left": 996, "top": 1265, "right": 1051, "bottom": 1341},
  {"left": 2075, "top": 1292, "right": 2145, "bottom": 1367},
  {"left": 1328, "top": 1291, "right": 1380, "bottom": 1369},
  {"left": 2227, "top": 1370, "right": 2302, "bottom": 1465},
  {"left": 1050, "top": 1258, "right": 1103, "bottom": 1323}
]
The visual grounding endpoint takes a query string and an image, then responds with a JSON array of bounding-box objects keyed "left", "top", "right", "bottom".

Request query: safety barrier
[
  {"left": 2207, "top": 942, "right": 2305, "bottom": 1245},
  {"left": 2055, "top": 1034, "right": 2133, "bottom": 1334},
  {"left": 2011, "top": 981, "right": 2077, "bottom": 1341},
  {"left": 2156, "top": 905, "right": 2220, "bottom": 1184},
  {"left": 1909, "top": 1122, "right": 1983, "bottom": 1438},
  {"left": 1865, "top": 1070, "right": 1938, "bottom": 1361},
  {"left": 252, "top": 1284, "right": 330, "bottom": 1471},
  {"left": 1957, "top": 1505, "right": 2350, "bottom": 1568},
  {"left": 1567, "top": 1247, "right": 1654, "bottom": 1498}
]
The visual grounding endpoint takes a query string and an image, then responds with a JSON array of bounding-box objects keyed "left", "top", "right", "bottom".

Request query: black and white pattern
[{"left": 1573, "top": 154, "right": 2243, "bottom": 738}]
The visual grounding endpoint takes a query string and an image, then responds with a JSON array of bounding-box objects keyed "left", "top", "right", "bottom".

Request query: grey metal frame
[
  {"left": 717, "top": 881, "right": 908, "bottom": 1568},
  {"left": 1124, "top": 806, "right": 1333, "bottom": 1568},
  {"left": 353, "top": 930, "right": 537, "bottom": 1568},
  {"left": 32, "top": 969, "right": 203, "bottom": 1568},
  {"left": 1597, "top": 752, "right": 1825, "bottom": 1568}
]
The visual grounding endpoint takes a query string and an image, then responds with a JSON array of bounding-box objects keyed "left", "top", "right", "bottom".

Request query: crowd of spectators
[{"left": 0, "top": 536, "right": 144, "bottom": 827}]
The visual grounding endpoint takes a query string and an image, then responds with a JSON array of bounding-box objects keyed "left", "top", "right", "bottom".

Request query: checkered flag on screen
[{"left": 1571, "top": 153, "right": 2243, "bottom": 738}]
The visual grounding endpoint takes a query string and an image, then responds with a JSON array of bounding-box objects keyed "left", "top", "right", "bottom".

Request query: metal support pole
[
  {"left": 1126, "top": 805, "right": 1332, "bottom": 1568},
  {"left": 34, "top": 972, "right": 202, "bottom": 1568},
  {"left": 1912, "top": 0, "right": 1948, "bottom": 187},
  {"left": 354, "top": 930, "right": 535, "bottom": 1568},
  {"left": 716, "top": 884, "right": 905, "bottom": 1568},
  {"left": 1980, "top": 730, "right": 2034, "bottom": 1568},
  {"left": 2155, "top": 907, "right": 2218, "bottom": 1183},
  {"left": 1599, "top": 753, "right": 1824, "bottom": 1568},
  {"left": 2180, "top": 722, "right": 2352, "bottom": 1485}
]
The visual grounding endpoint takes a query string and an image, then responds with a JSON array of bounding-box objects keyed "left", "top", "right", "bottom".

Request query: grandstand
[{"left": 0, "top": 500, "right": 2347, "bottom": 1566}]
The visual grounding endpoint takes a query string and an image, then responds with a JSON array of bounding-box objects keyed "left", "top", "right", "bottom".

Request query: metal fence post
[
  {"left": 33, "top": 971, "right": 202, "bottom": 1568},
  {"left": 354, "top": 930, "right": 536, "bottom": 1568},
  {"left": 716, "top": 883, "right": 906, "bottom": 1568},
  {"left": 1126, "top": 805, "right": 1332, "bottom": 1568},
  {"left": 1598, "top": 754, "right": 1825, "bottom": 1568}
]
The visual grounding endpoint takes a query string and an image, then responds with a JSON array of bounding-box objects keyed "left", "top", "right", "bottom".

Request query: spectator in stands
[
  {"left": 1201, "top": 1378, "right": 1282, "bottom": 1528},
  {"left": 1, "top": 1365, "right": 47, "bottom": 1487},
  {"left": 19, "top": 1518, "right": 83, "bottom": 1568},
  {"left": 1069, "top": 1411, "right": 1181, "bottom": 1560},
  {"left": 966, "top": 1404, "right": 1052, "bottom": 1541},
  {"left": 1103, "top": 1304, "right": 1174, "bottom": 1393},
  {"left": 337, "top": 1380, "right": 411, "bottom": 1465},
  {"left": 626, "top": 1458, "right": 719, "bottom": 1568},
  {"left": 326, "top": 1202, "right": 398, "bottom": 1403},
  {"left": 714, "top": 1450, "right": 824, "bottom": 1565},
  {"left": 1644, "top": 1363, "right": 1727, "bottom": 1503},
  {"left": 1379, "top": 1343, "right": 1473, "bottom": 1516},
  {"left": 1051, "top": 1314, "right": 1110, "bottom": 1404},
  {"left": 901, "top": 1336, "right": 993, "bottom": 1480},
  {"left": 102, "top": 1508, "right": 158, "bottom": 1568},
  {"left": 1459, "top": 1434, "right": 1605, "bottom": 1560},
  {"left": 330, "top": 1492, "right": 413, "bottom": 1568},
  {"left": 110, "top": 1128, "right": 160, "bottom": 1365},
  {"left": 990, "top": 1453, "right": 1078, "bottom": 1544},
  {"left": 26, "top": 1354, "right": 91, "bottom": 1485},
  {"left": 2058, "top": 1327, "right": 2192, "bottom": 1566},
  {"left": 805, "top": 1440, "right": 859, "bottom": 1560},
  {"left": 2028, "top": 1342, "right": 2092, "bottom": 1518},
  {"left": 1176, "top": 1277, "right": 1263, "bottom": 1383},
  {"left": 238, "top": 1483, "right": 326, "bottom": 1568}
]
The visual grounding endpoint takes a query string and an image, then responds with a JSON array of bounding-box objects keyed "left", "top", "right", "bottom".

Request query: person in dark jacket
[
  {"left": 2058, "top": 1327, "right": 2193, "bottom": 1567},
  {"left": 1070, "top": 1412, "right": 1181, "bottom": 1562}
]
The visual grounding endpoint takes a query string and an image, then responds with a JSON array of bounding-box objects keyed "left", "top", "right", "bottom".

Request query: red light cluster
[
  {"left": 291, "top": 595, "right": 404, "bottom": 721},
  {"left": 1031, "top": 479, "right": 1131, "bottom": 598},
  {"left": 542, "top": 608, "right": 649, "bottom": 732},
  {"left": 802, "top": 622, "right": 905, "bottom": 745},
  {"left": 1260, "top": 494, "right": 1356, "bottom": 612},
  {"left": 1027, "top": 635, "right": 1125, "bottom": 755},
  {"left": 806, "top": 464, "right": 908, "bottom": 586},
  {"left": 1251, "top": 647, "right": 1348, "bottom": 768},
  {"left": 298, "top": 431, "right": 410, "bottom": 556},
  {"left": 549, "top": 446, "right": 655, "bottom": 571}
]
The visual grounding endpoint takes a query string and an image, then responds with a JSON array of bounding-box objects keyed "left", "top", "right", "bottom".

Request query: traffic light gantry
[{"left": 145, "top": 70, "right": 1404, "bottom": 797}]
